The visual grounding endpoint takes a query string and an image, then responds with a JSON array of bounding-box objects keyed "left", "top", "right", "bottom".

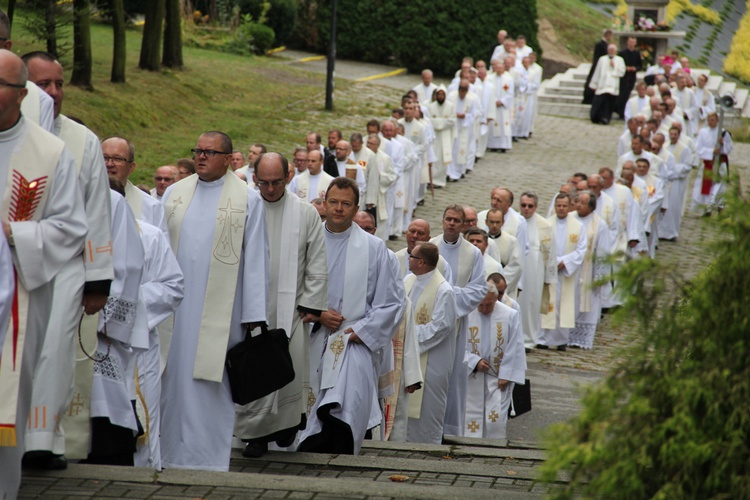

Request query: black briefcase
[
  {"left": 508, "top": 379, "right": 531, "bottom": 418},
  {"left": 225, "top": 324, "right": 295, "bottom": 405}
]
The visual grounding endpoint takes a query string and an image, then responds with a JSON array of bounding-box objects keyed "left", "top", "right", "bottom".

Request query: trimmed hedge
[{"left": 291, "top": 0, "right": 540, "bottom": 77}]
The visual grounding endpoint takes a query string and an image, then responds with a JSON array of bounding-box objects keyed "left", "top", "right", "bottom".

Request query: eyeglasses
[
  {"left": 256, "top": 179, "right": 286, "bottom": 188},
  {"left": 103, "top": 155, "right": 131, "bottom": 165},
  {"left": 154, "top": 177, "right": 175, "bottom": 182},
  {"left": 408, "top": 255, "right": 424, "bottom": 261},
  {"left": 294, "top": 158, "right": 309, "bottom": 163},
  {"left": 191, "top": 148, "right": 231, "bottom": 158},
  {"left": 519, "top": 204, "right": 535, "bottom": 208},
  {"left": 0, "top": 79, "right": 26, "bottom": 89}
]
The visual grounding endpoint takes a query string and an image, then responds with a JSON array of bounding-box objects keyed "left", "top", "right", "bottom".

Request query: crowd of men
[{"left": 0, "top": 11, "right": 733, "bottom": 496}]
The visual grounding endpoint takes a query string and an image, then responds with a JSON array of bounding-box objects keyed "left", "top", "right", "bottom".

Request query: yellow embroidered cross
[
  {"left": 67, "top": 393, "right": 85, "bottom": 417},
  {"left": 488, "top": 410, "right": 499, "bottom": 423},
  {"left": 468, "top": 326, "right": 480, "bottom": 355},
  {"left": 331, "top": 334, "right": 345, "bottom": 369},
  {"left": 467, "top": 420, "right": 480, "bottom": 433}
]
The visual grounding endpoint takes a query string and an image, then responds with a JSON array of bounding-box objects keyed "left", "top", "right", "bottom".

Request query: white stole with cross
[
  {"left": 163, "top": 171, "right": 248, "bottom": 382},
  {"left": 320, "top": 225, "right": 369, "bottom": 390},
  {"left": 541, "top": 215, "right": 581, "bottom": 330},
  {"left": 404, "top": 270, "right": 445, "bottom": 419},
  {"left": 464, "top": 307, "right": 510, "bottom": 439},
  {"left": 296, "top": 170, "right": 332, "bottom": 202}
]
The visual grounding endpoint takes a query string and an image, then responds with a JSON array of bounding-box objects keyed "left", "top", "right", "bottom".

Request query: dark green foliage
[
  {"left": 539, "top": 181, "right": 750, "bottom": 499},
  {"left": 290, "top": 0, "right": 540, "bottom": 77},
  {"left": 225, "top": 15, "right": 275, "bottom": 55},
  {"left": 236, "top": 0, "right": 297, "bottom": 45}
]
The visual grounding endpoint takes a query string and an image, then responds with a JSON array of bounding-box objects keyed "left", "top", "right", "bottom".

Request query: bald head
[
  {"left": 405, "top": 219, "right": 430, "bottom": 252},
  {"left": 0, "top": 49, "right": 29, "bottom": 130},
  {"left": 354, "top": 211, "right": 376, "bottom": 234}
]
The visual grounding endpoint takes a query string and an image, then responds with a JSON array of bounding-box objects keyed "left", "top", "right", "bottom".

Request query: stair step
[
  {"left": 560, "top": 79, "right": 586, "bottom": 88},
  {"left": 543, "top": 86, "right": 583, "bottom": 96},
  {"left": 732, "top": 88, "right": 748, "bottom": 112},
  {"left": 707, "top": 75, "right": 723, "bottom": 93},
  {"left": 538, "top": 93, "right": 584, "bottom": 104}
]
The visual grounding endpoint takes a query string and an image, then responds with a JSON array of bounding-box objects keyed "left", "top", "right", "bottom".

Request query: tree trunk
[
  {"left": 162, "top": 0, "right": 183, "bottom": 69},
  {"left": 138, "top": 0, "right": 166, "bottom": 71},
  {"left": 110, "top": 0, "right": 126, "bottom": 82},
  {"left": 45, "top": 0, "right": 57, "bottom": 57},
  {"left": 69, "top": 0, "right": 94, "bottom": 90},
  {"left": 207, "top": 0, "right": 217, "bottom": 24},
  {"left": 7, "top": 0, "right": 16, "bottom": 26}
]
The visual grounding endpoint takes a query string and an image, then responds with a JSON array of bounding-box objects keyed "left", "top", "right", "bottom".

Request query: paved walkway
[{"left": 19, "top": 53, "right": 750, "bottom": 498}]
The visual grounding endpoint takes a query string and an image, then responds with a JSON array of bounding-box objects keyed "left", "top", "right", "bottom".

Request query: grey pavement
[{"left": 19, "top": 53, "right": 750, "bottom": 499}]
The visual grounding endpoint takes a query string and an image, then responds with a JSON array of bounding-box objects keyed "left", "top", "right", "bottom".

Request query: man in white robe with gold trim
[
  {"left": 430, "top": 205, "right": 486, "bottom": 437},
  {"left": 0, "top": 49, "right": 87, "bottom": 498},
  {"left": 658, "top": 126, "right": 693, "bottom": 240},
  {"left": 465, "top": 281, "right": 526, "bottom": 439},
  {"left": 538, "top": 194, "right": 587, "bottom": 350},
  {"left": 299, "top": 178, "right": 402, "bottom": 455},
  {"left": 486, "top": 60, "right": 514, "bottom": 152},
  {"left": 235, "top": 153, "right": 328, "bottom": 457},
  {"left": 22, "top": 51, "right": 115, "bottom": 469},
  {"left": 518, "top": 192, "right": 557, "bottom": 350},
  {"left": 569, "top": 192, "right": 610, "bottom": 350},
  {"left": 102, "top": 136, "right": 168, "bottom": 237},
  {"left": 363, "top": 134, "right": 397, "bottom": 242},
  {"left": 160, "top": 131, "right": 269, "bottom": 471},
  {"left": 395, "top": 219, "right": 452, "bottom": 282},
  {"left": 288, "top": 149, "right": 333, "bottom": 203},
  {"left": 403, "top": 243, "right": 456, "bottom": 444}
]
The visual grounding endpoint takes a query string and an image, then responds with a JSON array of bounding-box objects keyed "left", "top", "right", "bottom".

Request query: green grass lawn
[
  {"left": 538, "top": 0, "right": 611, "bottom": 60},
  {"left": 9, "top": 13, "right": 401, "bottom": 184}
]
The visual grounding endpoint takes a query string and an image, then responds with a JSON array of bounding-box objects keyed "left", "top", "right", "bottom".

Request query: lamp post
[{"left": 325, "top": 0, "right": 338, "bottom": 111}]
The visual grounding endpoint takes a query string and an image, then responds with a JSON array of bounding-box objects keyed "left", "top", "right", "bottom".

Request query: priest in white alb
[
  {"left": 427, "top": 85, "right": 455, "bottom": 189},
  {"left": 0, "top": 49, "right": 88, "bottom": 498},
  {"left": 430, "top": 205, "right": 487, "bottom": 437},
  {"left": 538, "top": 194, "right": 587, "bottom": 350},
  {"left": 658, "top": 126, "right": 693, "bottom": 239},
  {"left": 465, "top": 281, "right": 526, "bottom": 439},
  {"left": 403, "top": 243, "right": 457, "bottom": 444},
  {"left": 486, "top": 59, "right": 514, "bottom": 152},
  {"left": 160, "top": 131, "right": 269, "bottom": 471},
  {"left": 299, "top": 178, "right": 403, "bottom": 455},
  {"left": 235, "top": 153, "right": 328, "bottom": 458},
  {"left": 447, "top": 80, "right": 480, "bottom": 181},
  {"left": 288, "top": 150, "right": 333, "bottom": 202},
  {"left": 22, "top": 51, "right": 115, "bottom": 469},
  {"left": 363, "top": 134, "right": 398, "bottom": 242}
]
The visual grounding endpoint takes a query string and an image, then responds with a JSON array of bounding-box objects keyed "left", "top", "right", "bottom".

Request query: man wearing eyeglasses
[
  {"left": 151, "top": 165, "right": 179, "bottom": 200},
  {"left": 101, "top": 136, "right": 168, "bottom": 237},
  {"left": 402, "top": 242, "right": 456, "bottom": 444},
  {"left": 0, "top": 48, "right": 87, "bottom": 498},
  {"left": 18, "top": 50, "right": 115, "bottom": 471},
  {"left": 288, "top": 149, "right": 333, "bottom": 202},
  {"left": 0, "top": 10, "right": 54, "bottom": 132},
  {"left": 159, "top": 131, "right": 269, "bottom": 471},
  {"left": 235, "top": 152, "right": 328, "bottom": 458}
]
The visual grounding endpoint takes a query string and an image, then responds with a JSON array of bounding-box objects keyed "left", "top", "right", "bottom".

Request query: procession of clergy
[{"left": 0, "top": 19, "right": 733, "bottom": 497}]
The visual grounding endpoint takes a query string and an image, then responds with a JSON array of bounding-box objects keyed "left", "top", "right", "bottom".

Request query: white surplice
[
  {"left": 405, "top": 271, "right": 457, "bottom": 444},
  {"left": 133, "top": 221, "right": 184, "bottom": 470},
  {"left": 427, "top": 99, "right": 456, "bottom": 188},
  {"left": 299, "top": 224, "right": 402, "bottom": 455},
  {"left": 160, "top": 177, "right": 269, "bottom": 472},
  {"left": 658, "top": 140, "right": 693, "bottom": 239},
  {"left": 125, "top": 181, "right": 168, "bottom": 238}
]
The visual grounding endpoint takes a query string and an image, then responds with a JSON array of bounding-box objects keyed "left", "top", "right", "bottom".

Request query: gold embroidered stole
[
  {"left": 297, "top": 171, "right": 332, "bottom": 202},
  {"left": 57, "top": 115, "right": 87, "bottom": 174},
  {"left": 579, "top": 214, "right": 600, "bottom": 313},
  {"left": 163, "top": 171, "right": 248, "bottom": 382},
  {"left": 404, "top": 271, "right": 445, "bottom": 419},
  {"left": 0, "top": 120, "right": 62, "bottom": 446},
  {"left": 542, "top": 215, "right": 581, "bottom": 329}
]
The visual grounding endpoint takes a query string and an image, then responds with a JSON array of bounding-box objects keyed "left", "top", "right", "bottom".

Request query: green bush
[
  {"left": 290, "top": 0, "right": 540, "bottom": 77},
  {"left": 225, "top": 15, "right": 276, "bottom": 55},
  {"left": 236, "top": 0, "right": 297, "bottom": 45},
  {"left": 539, "top": 181, "right": 750, "bottom": 499}
]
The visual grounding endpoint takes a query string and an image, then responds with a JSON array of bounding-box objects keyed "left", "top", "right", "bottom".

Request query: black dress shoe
[
  {"left": 243, "top": 441, "right": 268, "bottom": 458},
  {"left": 275, "top": 430, "right": 297, "bottom": 448},
  {"left": 388, "top": 235, "right": 399, "bottom": 241},
  {"left": 500, "top": 149, "right": 507, "bottom": 153},
  {"left": 22, "top": 451, "right": 68, "bottom": 470},
  {"left": 557, "top": 344, "right": 567, "bottom": 352},
  {"left": 535, "top": 344, "right": 549, "bottom": 350}
]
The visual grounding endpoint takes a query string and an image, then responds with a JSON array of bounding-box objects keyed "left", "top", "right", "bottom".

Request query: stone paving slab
[{"left": 359, "top": 440, "right": 546, "bottom": 461}]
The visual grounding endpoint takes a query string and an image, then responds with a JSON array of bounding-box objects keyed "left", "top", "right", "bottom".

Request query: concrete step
[
  {"left": 559, "top": 79, "right": 587, "bottom": 88},
  {"left": 537, "top": 102, "right": 590, "bottom": 120},
  {"left": 543, "top": 86, "right": 584, "bottom": 96},
  {"left": 733, "top": 88, "right": 748, "bottom": 113},
  {"left": 708, "top": 75, "right": 723, "bottom": 93},
  {"left": 538, "top": 93, "right": 584, "bottom": 105}
]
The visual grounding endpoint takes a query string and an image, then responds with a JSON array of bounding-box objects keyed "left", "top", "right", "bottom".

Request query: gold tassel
[{"left": 134, "top": 366, "right": 150, "bottom": 447}]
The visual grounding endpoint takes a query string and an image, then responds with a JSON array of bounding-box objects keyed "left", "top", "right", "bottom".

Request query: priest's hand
[
  {"left": 457, "top": 113, "right": 466, "bottom": 119},
  {"left": 628, "top": 239, "right": 639, "bottom": 248},
  {"left": 476, "top": 359, "right": 491, "bottom": 373},
  {"left": 496, "top": 100, "right": 503, "bottom": 107},
  {"left": 82, "top": 292, "right": 108, "bottom": 315},
  {"left": 299, "top": 311, "right": 320, "bottom": 323},
  {"left": 498, "top": 379, "right": 510, "bottom": 391},
  {"left": 346, "top": 329, "right": 363, "bottom": 344},
  {"left": 320, "top": 309, "right": 344, "bottom": 331},
  {"left": 405, "top": 382, "right": 422, "bottom": 394},
  {"left": 557, "top": 261, "right": 566, "bottom": 272}
]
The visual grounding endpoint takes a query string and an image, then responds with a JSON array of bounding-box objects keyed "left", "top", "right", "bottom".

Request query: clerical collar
[
  {"left": 416, "top": 269, "right": 435, "bottom": 282},
  {"left": 0, "top": 114, "right": 24, "bottom": 141},
  {"left": 488, "top": 232, "right": 501, "bottom": 239},
  {"left": 442, "top": 236, "right": 460, "bottom": 245},
  {"left": 324, "top": 222, "right": 353, "bottom": 237}
]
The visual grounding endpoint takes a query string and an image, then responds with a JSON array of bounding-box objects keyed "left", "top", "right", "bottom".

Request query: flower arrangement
[
  {"left": 640, "top": 42, "right": 655, "bottom": 66},
  {"left": 635, "top": 16, "right": 672, "bottom": 32}
]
